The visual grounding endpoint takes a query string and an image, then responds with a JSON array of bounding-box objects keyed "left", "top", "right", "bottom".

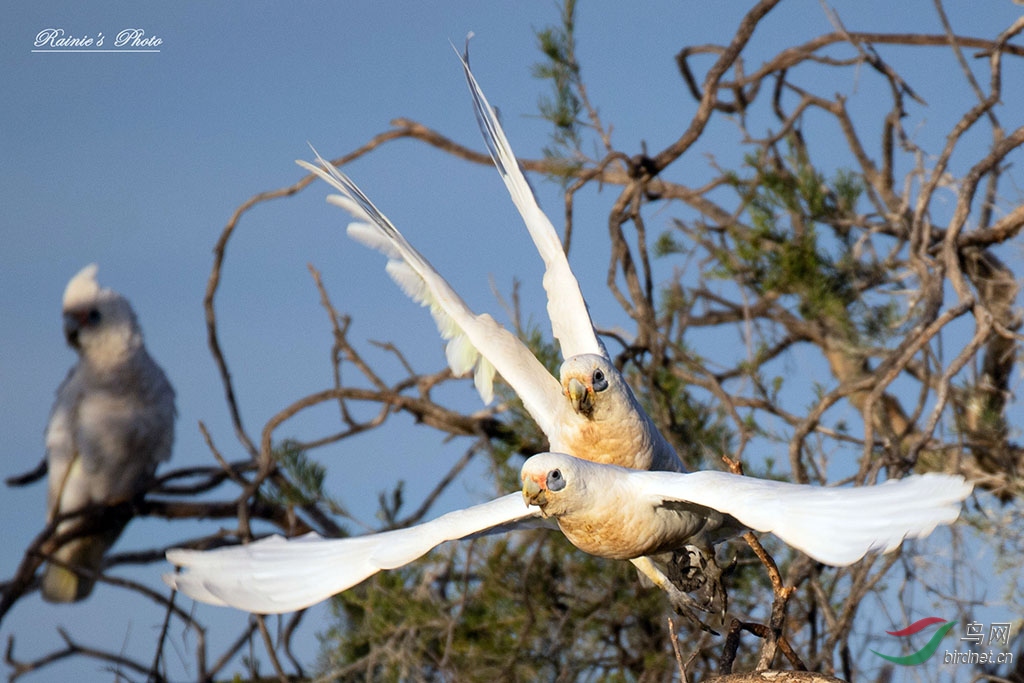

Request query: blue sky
[{"left": 3, "top": 2, "right": 1023, "bottom": 680}]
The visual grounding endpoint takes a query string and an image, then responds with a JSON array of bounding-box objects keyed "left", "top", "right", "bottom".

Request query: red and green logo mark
[{"left": 871, "top": 617, "right": 956, "bottom": 665}]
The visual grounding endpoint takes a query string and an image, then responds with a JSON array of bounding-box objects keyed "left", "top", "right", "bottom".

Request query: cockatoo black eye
[
  {"left": 87, "top": 309, "right": 102, "bottom": 324},
  {"left": 592, "top": 369, "right": 609, "bottom": 392},
  {"left": 547, "top": 469, "right": 566, "bottom": 491}
]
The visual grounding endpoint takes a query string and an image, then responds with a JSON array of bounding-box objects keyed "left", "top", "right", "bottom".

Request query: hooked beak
[
  {"left": 522, "top": 474, "right": 547, "bottom": 507},
  {"left": 63, "top": 313, "right": 85, "bottom": 348},
  {"left": 565, "top": 377, "right": 594, "bottom": 417}
]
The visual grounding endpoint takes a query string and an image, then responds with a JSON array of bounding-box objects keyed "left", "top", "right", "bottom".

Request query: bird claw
[
  {"left": 666, "top": 544, "right": 731, "bottom": 622},
  {"left": 666, "top": 545, "right": 708, "bottom": 593},
  {"left": 662, "top": 583, "right": 721, "bottom": 636}
]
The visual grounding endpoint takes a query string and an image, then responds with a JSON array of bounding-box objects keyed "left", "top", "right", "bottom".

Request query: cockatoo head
[
  {"left": 61, "top": 264, "right": 142, "bottom": 360},
  {"left": 560, "top": 354, "right": 629, "bottom": 421},
  {"left": 521, "top": 452, "right": 589, "bottom": 517}
]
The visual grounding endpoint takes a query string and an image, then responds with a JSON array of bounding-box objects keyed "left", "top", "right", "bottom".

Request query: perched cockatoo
[
  {"left": 42, "top": 264, "right": 175, "bottom": 602},
  {"left": 165, "top": 453, "right": 971, "bottom": 614},
  {"left": 295, "top": 53, "right": 681, "bottom": 475}
]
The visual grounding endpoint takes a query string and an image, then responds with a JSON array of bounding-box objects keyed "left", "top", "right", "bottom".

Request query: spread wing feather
[
  {"left": 166, "top": 493, "right": 544, "bottom": 614},
  {"left": 641, "top": 470, "right": 972, "bottom": 566},
  {"left": 456, "top": 48, "right": 606, "bottom": 359},
  {"left": 297, "top": 154, "right": 563, "bottom": 433}
]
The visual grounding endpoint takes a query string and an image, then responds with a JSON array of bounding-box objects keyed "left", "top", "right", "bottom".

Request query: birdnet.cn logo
[{"left": 871, "top": 617, "right": 1014, "bottom": 666}]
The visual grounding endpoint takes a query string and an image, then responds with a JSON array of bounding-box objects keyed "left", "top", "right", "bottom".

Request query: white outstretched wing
[
  {"left": 641, "top": 470, "right": 972, "bottom": 566},
  {"left": 297, "top": 154, "right": 566, "bottom": 434},
  {"left": 456, "top": 48, "right": 606, "bottom": 360},
  {"left": 165, "top": 493, "right": 545, "bottom": 614}
]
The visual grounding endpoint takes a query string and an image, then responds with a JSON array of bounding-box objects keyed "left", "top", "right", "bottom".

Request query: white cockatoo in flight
[
  {"left": 296, "top": 50, "right": 682, "bottom": 475},
  {"left": 165, "top": 452, "right": 971, "bottom": 614},
  {"left": 42, "top": 264, "right": 175, "bottom": 602}
]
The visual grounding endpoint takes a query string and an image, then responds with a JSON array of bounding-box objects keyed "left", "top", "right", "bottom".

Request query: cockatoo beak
[
  {"left": 565, "top": 376, "right": 594, "bottom": 417},
  {"left": 63, "top": 312, "right": 88, "bottom": 348},
  {"left": 522, "top": 473, "right": 547, "bottom": 507}
]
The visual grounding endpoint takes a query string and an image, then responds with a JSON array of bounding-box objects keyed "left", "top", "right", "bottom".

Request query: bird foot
[
  {"left": 666, "top": 544, "right": 731, "bottom": 620},
  {"left": 628, "top": 553, "right": 728, "bottom": 635},
  {"left": 661, "top": 582, "right": 721, "bottom": 636}
]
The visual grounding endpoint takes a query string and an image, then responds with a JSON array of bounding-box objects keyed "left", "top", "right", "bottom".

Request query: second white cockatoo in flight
[
  {"left": 43, "top": 264, "right": 176, "bottom": 602},
  {"left": 296, "top": 49, "right": 682, "bottom": 475},
  {"left": 165, "top": 452, "right": 972, "bottom": 615}
]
